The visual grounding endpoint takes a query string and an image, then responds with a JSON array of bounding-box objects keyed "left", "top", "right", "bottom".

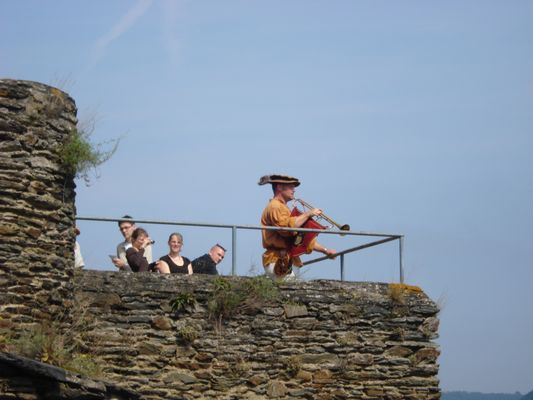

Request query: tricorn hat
[{"left": 258, "top": 174, "right": 300, "bottom": 187}]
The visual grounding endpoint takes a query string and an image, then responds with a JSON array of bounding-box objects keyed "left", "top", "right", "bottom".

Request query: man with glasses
[{"left": 111, "top": 215, "right": 153, "bottom": 272}]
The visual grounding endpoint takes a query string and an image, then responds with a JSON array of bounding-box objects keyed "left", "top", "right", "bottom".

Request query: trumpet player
[{"left": 258, "top": 174, "right": 336, "bottom": 281}]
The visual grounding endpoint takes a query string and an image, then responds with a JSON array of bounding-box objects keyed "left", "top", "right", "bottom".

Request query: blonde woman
[{"left": 156, "top": 233, "right": 192, "bottom": 274}]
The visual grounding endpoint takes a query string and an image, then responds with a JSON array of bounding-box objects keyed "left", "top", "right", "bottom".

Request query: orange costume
[{"left": 261, "top": 197, "right": 316, "bottom": 269}]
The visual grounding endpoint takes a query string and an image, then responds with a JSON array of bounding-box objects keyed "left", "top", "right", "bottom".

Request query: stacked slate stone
[
  {"left": 72, "top": 271, "right": 441, "bottom": 400},
  {"left": 0, "top": 79, "right": 78, "bottom": 329},
  {"left": 0, "top": 352, "right": 140, "bottom": 400},
  {"left": 0, "top": 79, "right": 441, "bottom": 399}
]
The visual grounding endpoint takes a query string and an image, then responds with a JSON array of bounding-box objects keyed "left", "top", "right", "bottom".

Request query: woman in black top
[{"left": 156, "top": 232, "right": 192, "bottom": 274}]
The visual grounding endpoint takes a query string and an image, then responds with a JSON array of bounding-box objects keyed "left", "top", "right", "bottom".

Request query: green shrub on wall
[
  {"left": 170, "top": 292, "right": 197, "bottom": 313},
  {"left": 59, "top": 126, "right": 119, "bottom": 184},
  {"left": 208, "top": 276, "right": 280, "bottom": 329}
]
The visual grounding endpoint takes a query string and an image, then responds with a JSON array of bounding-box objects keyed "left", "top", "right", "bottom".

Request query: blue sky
[{"left": 2, "top": 0, "right": 532, "bottom": 394}]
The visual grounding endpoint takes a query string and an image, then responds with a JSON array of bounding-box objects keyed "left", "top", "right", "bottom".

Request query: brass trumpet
[{"left": 293, "top": 198, "right": 350, "bottom": 232}]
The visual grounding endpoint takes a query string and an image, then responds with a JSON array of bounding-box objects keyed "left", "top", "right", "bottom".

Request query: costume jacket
[{"left": 260, "top": 198, "right": 315, "bottom": 267}]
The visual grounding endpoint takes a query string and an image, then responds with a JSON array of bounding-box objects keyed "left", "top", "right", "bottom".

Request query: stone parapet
[
  {"left": 0, "top": 351, "right": 140, "bottom": 399},
  {"left": 72, "top": 270, "right": 441, "bottom": 399},
  {"left": 0, "top": 79, "right": 441, "bottom": 399}
]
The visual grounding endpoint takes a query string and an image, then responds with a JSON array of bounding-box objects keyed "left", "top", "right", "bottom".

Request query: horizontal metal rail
[
  {"left": 302, "top": 236, "right": 400, "bottom": 266},
  {"left": 76, "top": 216, "right": 404, "bottom": 282}
]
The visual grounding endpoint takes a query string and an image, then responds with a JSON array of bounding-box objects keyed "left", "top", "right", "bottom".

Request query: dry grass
[
  {"left": 388, "top": 283, "right": 423, "bottom": 304},
  {"left": 1, "top": 293, "right": 102, "bottom": 377}
]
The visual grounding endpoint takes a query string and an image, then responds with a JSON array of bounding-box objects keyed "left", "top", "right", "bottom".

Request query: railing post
[
  {"left": 399, "top": 236, "right": 404, "bottom": 283},
  {"left": 340, "top": 254, "right": 345, "bottom": 281},
  {"left": 232, "top": 226, "right": 237, "bottom": 276}
]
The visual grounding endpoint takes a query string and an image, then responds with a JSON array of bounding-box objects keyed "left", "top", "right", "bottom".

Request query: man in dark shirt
[{"left": 192, "top": 244, "right": 226, "bottom": 275}]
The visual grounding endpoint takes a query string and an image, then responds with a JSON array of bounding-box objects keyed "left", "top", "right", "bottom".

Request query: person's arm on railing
[{"left": 313, "top": 242, "right": 337, "bottom": 259}]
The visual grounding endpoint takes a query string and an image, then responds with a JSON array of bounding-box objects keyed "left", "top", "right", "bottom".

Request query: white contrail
[
  {"left": 89, "top": 0, "right": 154, "bottom": 68},
  {"left": 162, "top": 0, "right": 188, "bottom": 66}
]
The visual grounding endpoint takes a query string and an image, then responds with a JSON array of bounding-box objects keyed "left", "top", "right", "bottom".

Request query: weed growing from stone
[
  {"left": 59, "top": 124, "right": 119, "bottom": 185},
  {"left": 336, "top": 331, "right": 359, "bottom": 346},
  {"left": 281, "top": 298, "right": 303, "bottom": 307},
  {"left": 388, "top": 283, "right": 422, "bottom": 304},
  {"left": 208, "top": 276, "right": 280, "bottom": 329},
  {"left": 227, "top": 356, "right": 251, "bottom": 379},
  {"left": 284, "top": 355, "right": 302, "bottom": 377},
  {"left": 388, "top": 284, "right": 407, "bottom": 305},
  {"left": 2, "top": 292, "right": 102, "bottom": 378},
  {"left": 170, "top": 292, "right": 197, "bottom": 313},
  {"left": 177, "top": 325, "right": 199, "bottom": 344},
  {"left": 43, "top": 87, "right": 67, "bottom": 118},
  {"left": 6, "top": 321, "right": 102, "bottom": 377}
]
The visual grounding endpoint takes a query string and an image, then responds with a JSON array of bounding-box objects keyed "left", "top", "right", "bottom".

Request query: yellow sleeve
[{"left": 266, "top": 201, "right": 296, "bottom": 237}]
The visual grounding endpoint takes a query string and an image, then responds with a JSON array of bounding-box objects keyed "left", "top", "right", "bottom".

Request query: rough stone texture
[
  {"left": 0, "top": 79, "right": 78, "bottom": 329},
  {"left": 0, "top": 351, "right": 140, "bottom": 399},
  {"left": 0, "top": 79, "right": 441, "bottom": 399},
  {"left": 70, "top": 271, "right": 441, "bottom": 399}
]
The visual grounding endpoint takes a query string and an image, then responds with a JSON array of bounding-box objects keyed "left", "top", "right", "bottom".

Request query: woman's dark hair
[{"left": 131, "top": 227, "right": 148, "bottom": 241}]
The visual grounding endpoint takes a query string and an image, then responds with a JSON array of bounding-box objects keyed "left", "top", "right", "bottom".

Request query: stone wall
[
  {"left": 0, "top": 351, "right": 140, "bottom": 400},
  {"left": 72, "top": 271, "right": 440, "bottom": 400},
  {"left": 0, "top": 79, "right": 78, "bottom": 329},
  {"left": 0, "top": 80, "right": 441, "bottom": 399}
]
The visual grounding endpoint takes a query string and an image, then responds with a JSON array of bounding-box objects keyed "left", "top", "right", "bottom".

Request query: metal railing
[{"left": 76, "top": 216, "right": 404, "bottom": 282}]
